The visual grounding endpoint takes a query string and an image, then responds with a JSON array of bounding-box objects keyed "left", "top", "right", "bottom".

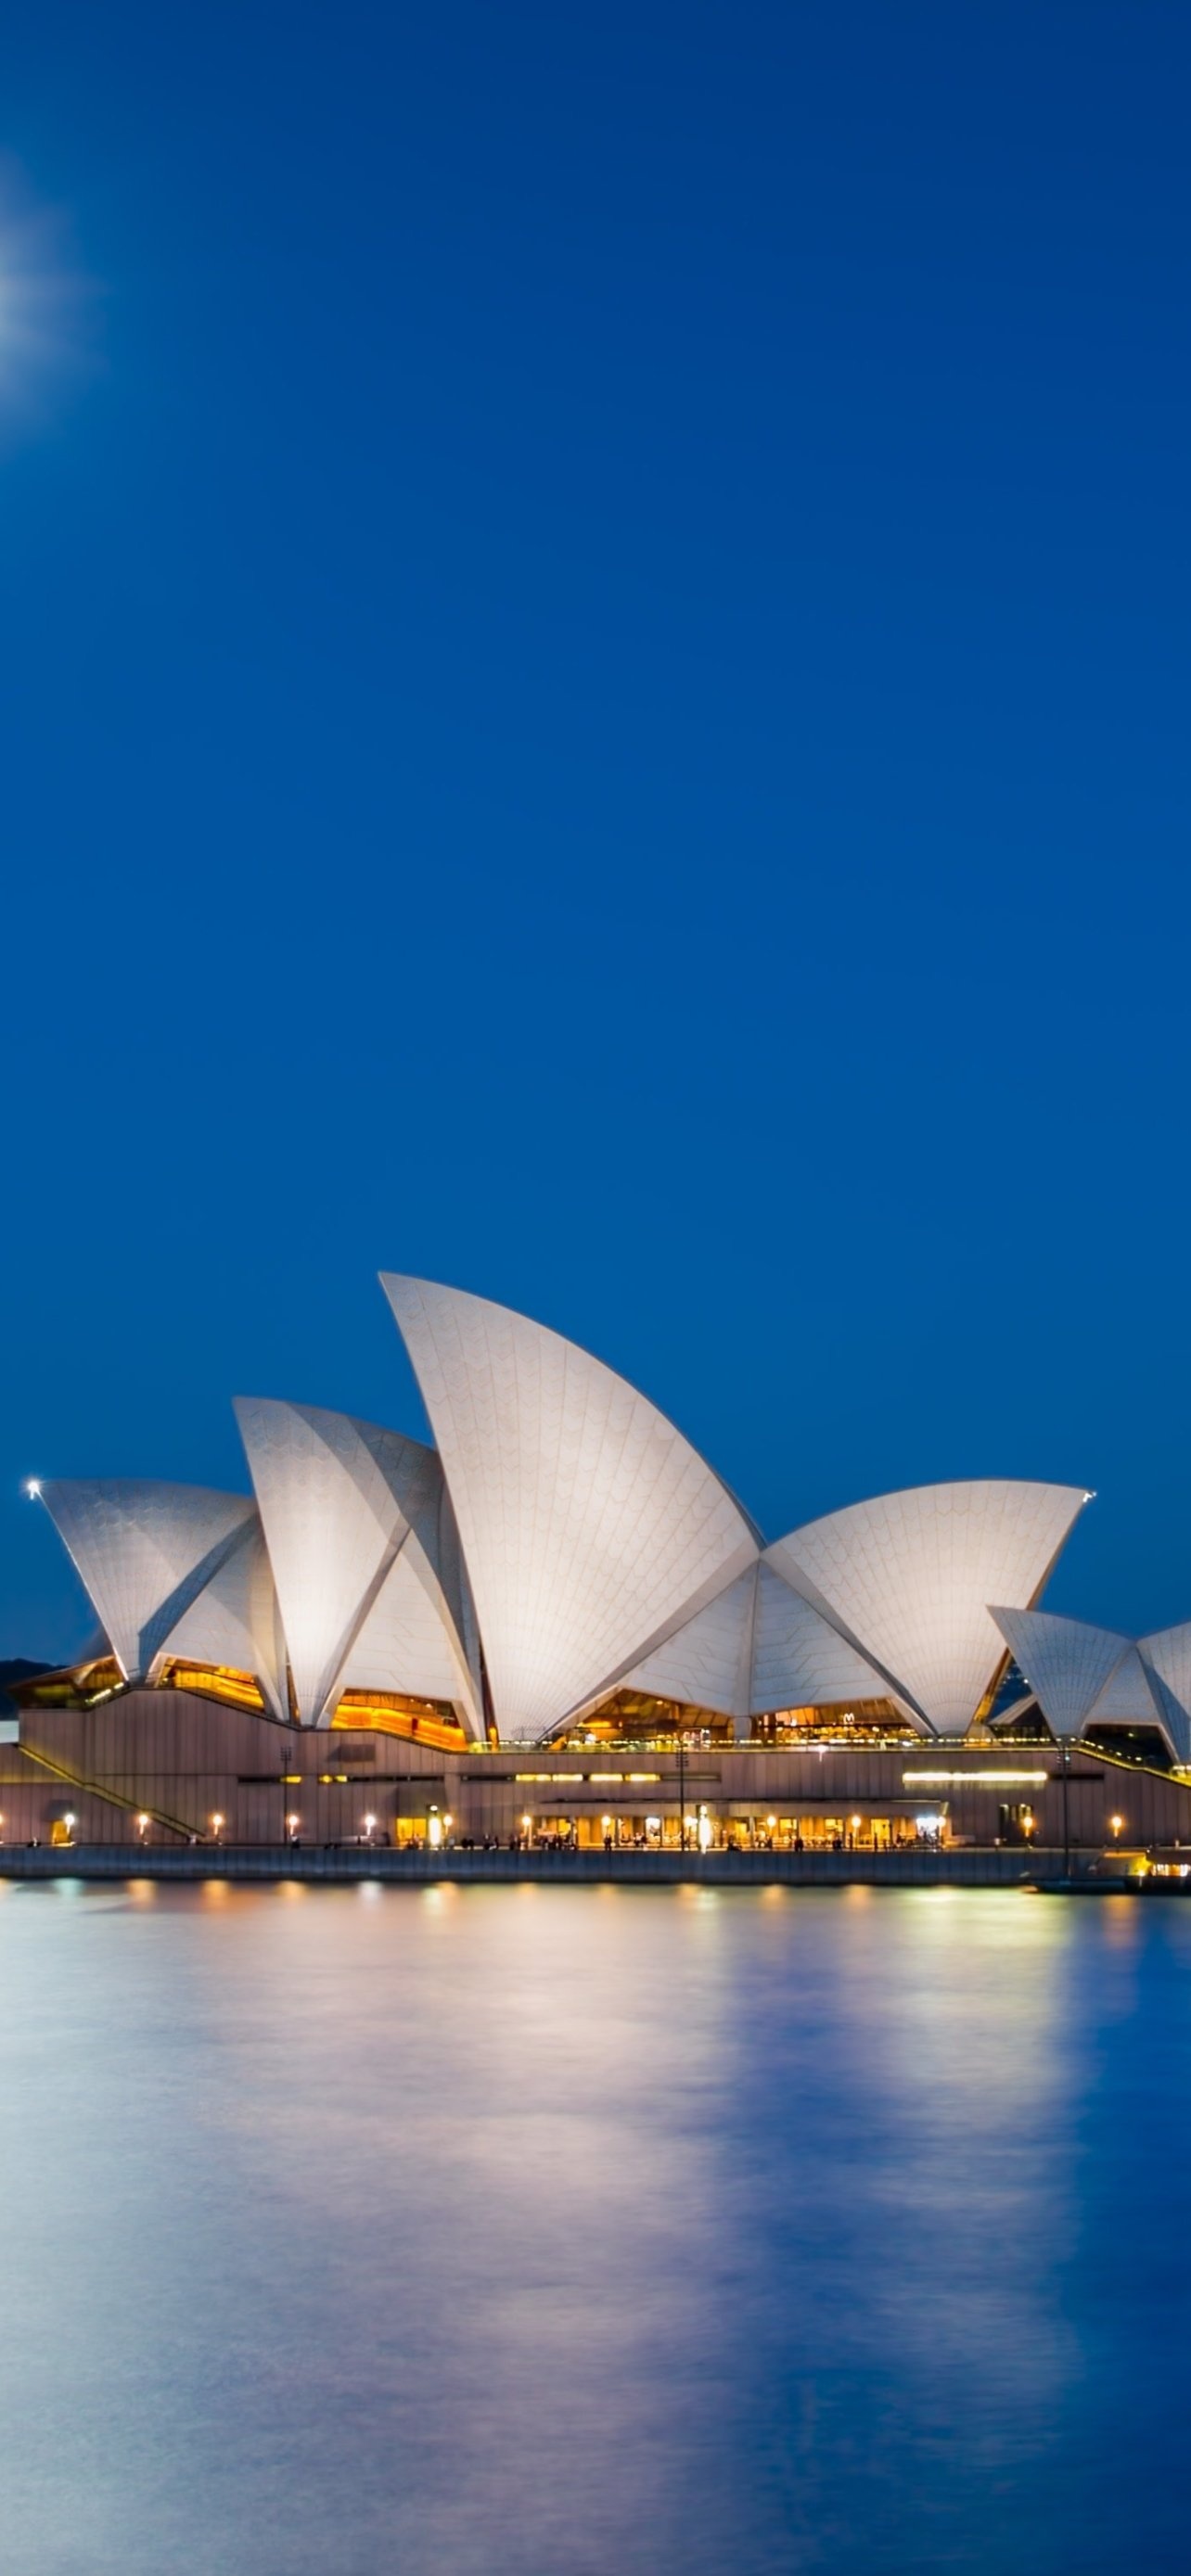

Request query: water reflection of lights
[
  {"left": 820, "top": 1890, "right": 1076, "bottom": 2414},
  {"left": 7, "top": 1884, "right": 1187, "bottom": 2567},
  {"left": 1101, "top": 1892, "right": 1141, "bottom": 1949},
  {"left": 421, "top": 1883, "right": 457, "bottom": 1911}
]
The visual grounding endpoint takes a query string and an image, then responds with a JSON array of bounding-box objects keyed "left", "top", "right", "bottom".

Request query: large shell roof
[{"left": 382, "top": 1275, "right": 761, "bottom": 1741}]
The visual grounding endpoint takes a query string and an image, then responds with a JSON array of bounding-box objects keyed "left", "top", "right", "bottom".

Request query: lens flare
[{"left": 0, "top": 160, "right": 97, "bottom": 422}]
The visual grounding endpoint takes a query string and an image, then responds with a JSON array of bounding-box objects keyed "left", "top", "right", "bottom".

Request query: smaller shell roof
[
  {"left": 233, "top": 1398, "right": 445, "bottom": 1726},
  {"left": 157, "top": 1519, "right": 287, "bottom": 1721},
  {"left": 1083, "top": 1645, "right": 1161, "bottom": 1728},
  {"left": 621, "top": 1562, "right": 903, "bottom": 1727},
  {"left": 381, "top": 1275, "right": 762, "bottom": 1741},
  {"left": 1137, "top": 1626, "right": 1191, "bottom": 1766},
  {"left": 767, "top": 1480, "right": 1091, "bottom": 1735},
  {"left": 989, "top": 1606, "right": 1130, "bottom": 1740},
  {"left": 37, "top": 1479, "right": 257, "bottom": 1686}
]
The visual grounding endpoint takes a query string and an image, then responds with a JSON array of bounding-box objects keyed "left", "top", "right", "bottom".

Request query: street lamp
[
  {"left": 137, "top": 1812, "right": 150, "bottom": 1842},
  {"left": 363, "top": 1811, "right": 377, "bottom": 1844},
  {"left": 211, "top": 1812, "right": 224, "bottom": 1842},
  {"left": 63, "top": 1811, "right": 76, "bottom": 1843},
  {"left": 286, "top": 1811, "right": 300, "bottom": 1844},
  {"left": 1110, "top": 1813, "right": 1124, "bottom": 1843}
]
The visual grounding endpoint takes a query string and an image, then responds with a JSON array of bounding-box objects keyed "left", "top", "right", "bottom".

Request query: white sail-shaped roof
[
  {"left": 621, "top": 1562, "right": 902, "bottom": 1732},
  {"left": 234, "top": 1399, "right": 442, "bottom": 1725},
  {"left": 989, "top": 1607, "right": 1130, "bottom": 1740},
  {"left": 750, "top": 1563, "right": 905, "bottom": 1721},
  {"left": 622, "top": 1568, "right": 759, "bottom": 1718},
  {"left": 37, "top": 1479, "right": 256, "bottom": 1685},
  {"left": 153, "top": 1518, "right": 288, "bottom": 1721},
  {"left": 1138, "top": 1625, "right": 1191, "bottom": 1765},
  {"left": 337, "top": 1528, "right": 484, "bottom": 1738},
  {"left": 767, "top": 1481, "right": 1090, "bottom": 1735},
  {"left": 1082, "top": 1645, "right": 1161, "bottom": 1728},
  {"left": 381, "top": 1276, "right": 761, "bottom": 1742}
]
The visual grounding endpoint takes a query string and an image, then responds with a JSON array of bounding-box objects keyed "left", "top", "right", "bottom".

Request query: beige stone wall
[{"left": 5, "top": 1691, "right": 1191, "bottom": 1852}]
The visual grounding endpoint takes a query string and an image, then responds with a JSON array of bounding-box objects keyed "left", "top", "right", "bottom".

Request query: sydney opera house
[{"left": 6, "top": 1275, "right": 1191, "bottom": 1857}]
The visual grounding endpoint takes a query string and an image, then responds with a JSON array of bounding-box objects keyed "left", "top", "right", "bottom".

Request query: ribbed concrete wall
[{"left": 6, "top": 1690, "right": 1191, "bottom": 1854}]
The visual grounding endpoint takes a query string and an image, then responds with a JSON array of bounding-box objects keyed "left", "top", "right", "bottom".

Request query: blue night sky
[{"left": 3, "top": 0, "right": 1189, "bottom": 1660}]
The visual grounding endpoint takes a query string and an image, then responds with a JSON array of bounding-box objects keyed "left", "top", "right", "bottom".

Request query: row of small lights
[
  {"left": 0, "top": 1805, "right": 1136, "bottom": 1843},
  {"left": 6, "top": 1807, "right": 450, "bottom": 1847},
  {"left": 192, "top": 1811, "right": 384, "bottom": 1843},
  {"left": 7, "top": 1762, "right": 1133, "bottom": 1843},
  {"left": 29, "top": 1804, "right": 1126, "bottom": 1848},
  {"left": 1016, "top": 1806, "right": 1125, "bottom": 1841}
]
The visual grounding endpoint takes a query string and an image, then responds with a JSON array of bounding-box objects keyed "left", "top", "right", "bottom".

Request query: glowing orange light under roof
[
  {"left": 158, "top": 1659, "right": 265, "bottom": 1713},
  {"left": 330, "top": 1690, "right": 467, "bottom": 1753}
]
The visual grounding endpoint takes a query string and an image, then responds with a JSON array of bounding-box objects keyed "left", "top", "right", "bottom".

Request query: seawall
[{"left": 0, "top": 1842, "right": 1121, "bottom": 1889}]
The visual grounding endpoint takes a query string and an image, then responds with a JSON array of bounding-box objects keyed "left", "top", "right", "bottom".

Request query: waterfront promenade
[{"left": 0, "top": 1841, "right": 1119, "bottom": 1888}]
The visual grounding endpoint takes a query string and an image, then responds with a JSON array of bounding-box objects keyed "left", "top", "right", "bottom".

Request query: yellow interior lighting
[
  {"left": 22, "top": 1656, "right": 126, "bottom": 1709},
  {"left": 903, "top": 1769, "right": 1047, "bottom": 1787},
  {"left": 331, "top": 1690, "right": 468, "bottom": 1753},
  {"left": 156, "top": 1660, "right": 266, "bottom": 1712}
]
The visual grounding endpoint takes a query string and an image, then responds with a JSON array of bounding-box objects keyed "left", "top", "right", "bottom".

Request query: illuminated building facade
[{"left": 9, "top": 1278, "right": 1191, "bottom": 1855}]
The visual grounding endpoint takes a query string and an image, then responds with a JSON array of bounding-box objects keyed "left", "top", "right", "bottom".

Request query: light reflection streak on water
[{"left": 1, "top": 1886, "right": 1191, "bottom": 2575}]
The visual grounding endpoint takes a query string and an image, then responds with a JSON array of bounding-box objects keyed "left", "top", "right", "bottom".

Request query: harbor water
[{"left": 0, "top": 1881, "right": 1185, "bottom": 2574}]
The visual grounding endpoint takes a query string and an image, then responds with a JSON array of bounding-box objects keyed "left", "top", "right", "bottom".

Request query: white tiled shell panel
[
  {"left": 155, "top": 1519, "right": 288, "bottom": 1721},
  {"left": 622, "top": 1568, "right": 758, "bottom": 1718},
  {"left": 1137, "top": 1625, "right": 1191, "bottom": 1764},
  {"left": 38, "top": 1480, "right": 257, "bottom": 1685},
  {"left": 233, "top": 1398, "right": 448, "bottom": 1726},
  {"left": 42, "top": 1425, "right": 482, "bottom": 1737},
  {"left": 1083, "top": 1646, "right": 1161, "bottom": 1727},
  {"left": 767, "top": 1481, "right": 1090, "bottom": 1737},
  {"left": 622, "top": 1563, "right": 898, "bottom": 1730},
  {"left": 989, "top": 1606, "right": 1130, "bottom": 1739},
  {"left": 338, "top": 1535, "right": 483, "bottom": 1740},
  {"left": 381, "top": 1275, "right": 761, "bottom": 1741},
  {"left": 983, "top": 1616, "right": 1191, "bottom": 1762}
]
